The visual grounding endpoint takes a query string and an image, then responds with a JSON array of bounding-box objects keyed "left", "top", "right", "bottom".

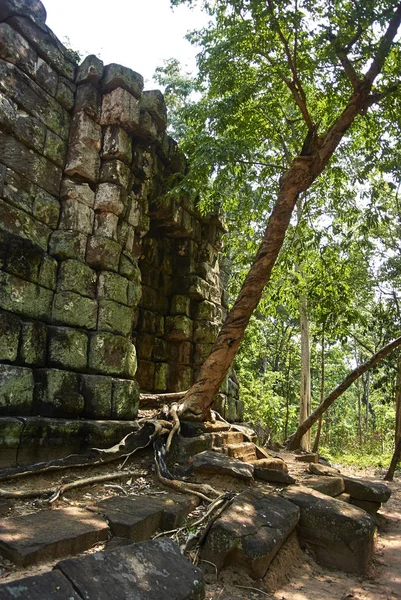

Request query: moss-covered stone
[
  {"left": 38, "top": 254, "right": 57, "bottom": 290},
  {"left": 111, "top": 378, "right": 139, "bottom": 419},
  {"left": 187, "top": 276, "right": 210, "bottom": 301},
  {"left": 48, "top": 326, "right": 88, "bottom": 371},
  {"left": 100, "top": 159, "right": 131, "bottom": 189},
  {"left": 195, "top": 300, "right": 217, "bottom": 321},
  {"left": 89, "top": 333, "right": 137, "bottom": 378},
  {"left": 52, "top": 291, "right": 97, "bottom": 330},
  {"left": 0, "top": 198, "right": 50, "bottom": 252},
  {"left": 170, "top": 295, "right": 190, "bottom": 317},
  {"left": 135, "top": 360, "right": 155, "bottom": 391},
  {"left": 97, "top": 299, "right": 133, "bottom": 336},
  {"left": 127, "top": 281, "right": 141, "bottom": 308},
  {"left": 0, "top": 270, "right": 53, "bottom": 321},
  {"left": 33, "top": 369, "right": 84, "bottom": 418},
  {"left": 86, "top": 235, "right": 121, "bottom": 272},
  {"left": 168, "top": 365, "right": 193, "bottom": 392},
  {"left": 49, "top": 230, "right": 87, "bottom": 261},
  {"left": 44, "top": 129, "right": 67, "bottom": 168},
  {"left": 165, "top": 315, "right": 193, "bottom": 341},
  {"left": 194, "top": 321, "right": 219, "bottom": 343},
  {"left": 154, "top": 362, "right": 169, "bottom": 391},
  {"left": 32, "top": 193, "right": 60, "bottom": 229},
  {"left": 0, "top": 364, "right": 34, "bottom": 416},
  {"left": 153, "top": 338, "right": 168, "bottom": 362},
  {"left": 0, "top": 309, "right": 20, "bottom": 361},
  {"left": 80, "top": 374, "right": 112, "bottom": 419},
  {"left": 19, "top": 320, "right": 47, "bottom": 366},
  {"left": 119, "top": 254, "right": 141, "bottom": 282},
  {"left": 193, "top": 343, "right": 214, "bottom": 366},
  {"left": 58, "top": 259, "right": 97, "bottom": 298},
  {"left": 97, "top": 271, "right": 128, "bottom": 304}
]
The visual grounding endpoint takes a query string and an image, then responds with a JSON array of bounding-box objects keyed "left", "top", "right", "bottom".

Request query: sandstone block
[
  {"left": 86, "top": 235, "right": 121, "bottom": 272},
  {"left": 38, "top": 254, "right": 57, "bottom": 290},
  {"left": 94, "top": 211, "right": 119, "bottom": 240},
  {"left": 165, "top": 315, "right": 193, "bottom": 341},
  {"left": 59, "top": 198, "right": 94, "bottom": 234},
  {"left": 35, "top": 56, "right": 58, "bottom": 96},
  {"left": 196, "top": 300, "right": 217, "bottom": 321},
  {"left": 0, "top": 309, "right": 20, "bottom": 361},
  {"left": 193, "top": 450, "right": 254, "bottom": 480},
  {"left": 153, "top": 337, "right": 168, "bottom": 362},
  {"left": 95, "top": 182, "right": 125, "bottom": 215},
  {"left": 64, "top": 140, "right": 100, "bottom": 183},
  {"left": 186, "top": 275, "right": 210, "bottom": 301},
  {"left": 74, "top": 82, "right": 101, "bottom": 121},
  {"left": 0, "top": 0, "right": 47, "bottom": 27},
  {"left": 80, "top": 373, "right": 112, "bottom": 419},
  {"left": 350, "top": 498, "right": 381, "bottom": 514},
  {"left": 171, "top": 294, "right": 191, "bottom": 317},
  {"left": 102, "top": 63, "right": 143, "bottom": 99},
  {"left": 294, "top": 453, "right": 319, "bottom": 463},
  {"left": 89, "top": 332, "right": 137, "bottom": 378},
  {"left": 154, "top": 362, "right": 169, "bottom": 391},
  {"left": 98, "top": 299, "right": 133, "bottom": 336},
  {"left": 303, "top": 476, "right": 345, "bottom": 497},
  {"left": 194, "top": 321, "right": 219, "bottom": 343},
  {"left": 102, "top": 125, "right": 132, "bottom": 163},
  {"left": 100, "top": 158, "right": 131, "bottom": 188},
  {"left": 253, "top": 469, "right": 295, "bottom": 484},
  {"left": 0, "top": 271, "right": 53, "bottom": 321},
  {"left": 56, "top": 76, "right": 75, "bottom": 110},
  {"left": 0, "top": 364, "right": 33, "bottom": 415},
  {"left": 100, "top": 87, "right": 140, "bottom": 132},
  {"left": 34, "top": 368, "right": 84, "bottom": 417},
  {"left": 44, "top": 129, "right": 67, "bottom": 168},
  {"left": 0, "top": 197, "right": 50, "bottom": 253},
  {"left": 49, "top": 230, "right": 87, "bottom": 261},
  {"left": 98, "top": 271, "right": 128, "bottom": 304},
  {"left": 76, "top": 54, "right": 104, "bottom": 85},
  {"left": 112, "top": 378, "right": 139, "bottom": 419},
  {"left": 58, "top": 259, "right": 97, "bottom": 298},
  {"left": 69, "top": 110, "right": 101, "bottom": 149},
  {"left": 0, "top": 570, "right": 81, "bottom": 600},
  {"left": 60, "top": 178, "right": 95, "bottom": 207},
  {"left": 52, "top": 291, "right": 97, "bottom": 329},
  {"left": 127, "top": 281, "right": 141, "bottom": 308},
  {"left": 120, "top": 254, "right": 141, "bottom": 282},
  {"left": 343, "top": 476, "right": 391, "bottom": 503},
  {"left": 19, "top": 320, "right": 46, "bottom": 365},
  {"left": 140, "top": 90, "right": 167, "bottom": 132},
  {"left": 168, "top": 364, "right": 193, "bottom": 392},
  {"left": 48, "top": 326, "right": 88, "bottom": 371},
  {"left": 169, "top": 341, "right": 192, "bottom": 365},
  {"left": 136, "top": 360, "right": 155, "bottom": 391},
  {"left": 136, "top": 110, "right": 158, "bottom": 142},
  {"left": 0, "top": 87, "right": 46, "bottom": 154}
]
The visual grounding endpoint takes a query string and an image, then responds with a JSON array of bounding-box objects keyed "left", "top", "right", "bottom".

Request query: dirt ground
[{"left": 0, "top": 449, "right": 400, "bottom": 600}]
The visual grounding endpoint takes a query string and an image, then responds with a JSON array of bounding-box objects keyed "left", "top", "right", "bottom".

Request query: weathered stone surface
[
  {"left": 0, "top": 364, "right": 33, "bottom": 415},
  {"left": 57, "top": 539, "right": 204, "bottom": 599},
  {"left": 171, "top": 294, "right": 191, "bottom": 316},
  {"left": 56, "top": 76, "right": 75, "bottom": 110},
  {"left": 140, "top": 90, "right": 167, "bottom": 132},
  {"left": 64, "top": 139, "right": 100, "bottom": 182},
  {"left": 0, "top": 271, "right": 53, "bottom": 321},
  {"left": 0, "top": 91, "right": 46, "bottom": 154},
  {"left": 100, "top": 158, "right": 131, "bottom": 188},
  {"left": 249, "top": 456, "right": 288, "bottom": 471},
  {"left": 180, "top": 421, "right": 231, "bottom": 437},
  {"left": 0, "top": 310, "right": 20, "bottom": 361},
  {"left": 34, "top": 368, "right": 84, "bottom": 417},
  {"left": 193, "top": 450, "right": 254, "bottom": 480},
  {"left": 100, "top": 87, "right": 140, "bottom": 132},
  {"left": 89, "top": 332, "right": 137, "bottom": 378},
  {"left": 98, "top": 299, "right": 133, "bottom": 336},
  {"left": 48, "top": 326, "right": 88, "bottom": 371},
  {"left": 303, "top": 476, "right": 345, "bottom": 497},
  {"left": 202, "top": 489, "right": 300, "bottom": 578},
  {"left": 0, "top": 198, "right": 50, "bottom": 251},
  {"left": 102, "top": 125, "right": 132, "bottom": 163},
  {"left": 308, "top": 462, "right": 341, "bottom": 476},
  {"left": 294, "top": 453, "right": 319, "bottom": 464},
  {"left": 343, "top": 476, "right": 391, "bottom": 503},
  {"left": 137, "top": 110, "right": 158, "bottom": 142},
  {"left": 165, "top": 315, "right": 193, "bottom": 341},
  {"left": 60, "top": 178, "right": 95, "bottom": 207},
  {"left": 80, "top": 373, "right": 112, "bottom": 419},
  {"left": 111, "top": 378, "right": 139, "bottom": 419},
  {"left": 59, "top": 198, "right": 94, "bottom": 234},
  {"left": 19, "top": 320, "right": 46, "bottom": 366},
  {"left": 52, "top": 291, "right": 97, "bottom": 329},
  {"left": 35, "top": 56, "right": 58, "bottom": 96},
  {"left": 0, "top": 417, "right": 24, "bottom": 467},
  {"left": 0, "top": 501, "right": 11, "bottom": 517},
  {"left": 76, "top": 54, "right": 104, "bottom": 85},
  {"left": 0, "top": 0, "right": 47, "bottom": 26},
  {"left": 222, "top": 442, "right": 257, "bottom": 462},
  {"left": 0, "top": 570, "right": 81, "bottom": 600},
  {"left": 86, "top": 235, "right": 121, "bottom": 272},
  {"left": 49, "top": 230, "right": 87, "bottom": 261},
  {"left": 102, "top": 63, "right": 144, "bottom": 99},
  {"left": 350, "top": 498, "right": 381, "bottom": 514},
  {"left": 0, "top": 507, "right": 108, "bottom": 566},
  {"left": 279, "top": 485, "right": 376, "bottom": 575},
  {"left": 95, "top": 182, "right": 125, "bottom": 215},
  {"left": 254, "top": 469, "right": 296, "bottom": 484},
  {"left": 58, "top": 259, "right": 97, "bottom": 298},
  {"left": 74, "top": 82, "right": 101, "bottom": 120},
  {"left": 98, "top": 271, "right": 128, "bottom": 304},
  {"left": 154, "top": 362, "right": 169, "bottom": 391},
  {"left": 44, "top": 130, "right": 67, "bottom": 168}
]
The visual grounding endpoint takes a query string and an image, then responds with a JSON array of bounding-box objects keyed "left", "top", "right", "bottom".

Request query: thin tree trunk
[
  {"left": 385, "top": 353, "right": 401, "bottom": 481},
  {"left": 312, "top": 331, "right": 325, "bottom": 453},
  {"left": 299, "top": 291, "right": 311, "bottom": 450},
  {"left": 365, "top": 372, "right": 370, "bottom": 440},
  {"left": 286, "top": 335, "right": 401, "bottom": 450},
  {"left": 357, "top": 377, "right": 363, "bottom": 447},
  {"left": 384, "top": 436, "right": 401, "bottom": 481},
  {"left": 283, "top": 352, "right": 292, "bottom": 441},
  {"left": 177, "top": 8, "right": 401, "bottom": 421}
]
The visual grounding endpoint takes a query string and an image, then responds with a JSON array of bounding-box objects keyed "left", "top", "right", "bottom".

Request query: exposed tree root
[
  {"left": 139, "top": 391, "right": 187, "bottom": 408},
  {"left": 166, "top": 403, "right": 181, "bottom": 453}
]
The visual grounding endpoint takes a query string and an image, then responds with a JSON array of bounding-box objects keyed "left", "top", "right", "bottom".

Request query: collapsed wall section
[{"left": 0, "top": 0, "right": 243, "bottom": 432}]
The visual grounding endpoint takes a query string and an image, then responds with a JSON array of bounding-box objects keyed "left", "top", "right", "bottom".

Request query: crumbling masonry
[{"left": 0, "top": 0, "right": 242, "bottom": 464}]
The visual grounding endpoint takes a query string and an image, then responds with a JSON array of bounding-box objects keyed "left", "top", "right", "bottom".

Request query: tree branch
[{"left": 365, "top": 2, "right": 401, "bottom": 85}]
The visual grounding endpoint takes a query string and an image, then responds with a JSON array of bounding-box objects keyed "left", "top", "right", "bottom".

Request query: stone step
[
  {"left": 170, "top": 431, "right": 245, "bottom": 464},
  {"left": 0, "top": 507, "right": 109, "bottom": 567},
  {"left": 192, "top": 450, "right": 254, "bottom": 480},
  {"left": 294, "top": 453, "right": 319, "bottom": 464},
  {"left": 180, "top": 420, "right": 231, "bottom": 437},
  {"left": 221, "top": 442, "right": 257, "bottom": 462},
  {"left": 201, "top": 489, "right": 300, "bottom": 579},
  {"left": 303, "top": 476, "right": 345, "bottom": 497},
  {"left": 343, "top": 476, "right": 392, "bottom": 503},
  {"left": 250, "top": 457, "right": 288, "bottom": 473}
]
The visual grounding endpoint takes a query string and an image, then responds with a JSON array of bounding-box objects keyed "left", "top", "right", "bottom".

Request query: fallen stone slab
[
  {"left": 279, "top": 486, "right": 376, "bottom": 575},
  {"left": 308, "top": 463, "right": 341, "bottom": 476},
  {"left": 303, "top": 476, "right": 345, "bottom": 497},
  {"left": 253, "top": 468, "right": 295, "bottom": 484},
  {"left": 201, "top": 489, "right": 300, "bottom": 579},
  {"left": 343, "top": 476, "right": 392, "bottom": 503},
  {"left": 336, "top": 493, "right": 351, "bottom": 503},
  {"left": 56, "top": 538, "right": 205, "bottom": 599},
  {"left": 0, "top": 507, "right": 109, "bottom": 566},
  {"left": 192, "top": 450, "right": 254, "bottom": 480},
  {"left": 0, "top": 569, "right": 81, "bottom": 600},
  {"left": 222, "top": 442, "right": 257, "bottom": 462},
  {"left": 93, "top": 493, "right": 198, "bottom": 540},
  {"left": 250, "top": 457, "right": 288, "bottom": 473},
  {"left": 294, "top": 453, "right": 319, "bottom": 463},
  {"left": 350, "top": 497, "right": 381, "bottom": 514},
  {"left": 255, "top": 445, "right": 273, "bottom": 460}
]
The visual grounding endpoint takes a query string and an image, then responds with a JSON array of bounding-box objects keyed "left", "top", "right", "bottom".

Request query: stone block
[
  {"left": 38, "top": 254, "right": 57, "bottom": 290},
  {"left": 98, "top": 299, "right": 133, "bottom": 336},
  {"left": 0, "top": 364, "right": 33, "bottom": 415},
  {"left": 112, "top": 378, "right": 139, "bottom": 419},
  {"left": 100, "top": 158, "right": 131, "bottom": 188},
  {"left": 304, "top": 476, "right": 345, "bottom": 497},
  {"left": 0, "top": 0, "right": 47, "bottom": 27},
  {"left": 58, "top": 259, "right": 97, "bottom": 298},
  {"left": 56, "top": 76, "right": 75, "bottom": 110},
  {"left": 343, "top": 476, "right": 391, "bottom": 503},
  {"left": 102, "top": 125, "right": 132, "bottom": 163},
  {"left": 169, "top": 341, "right": 193, "bottom": 365},
  {"left": 135, "top": 360, "right": 155, "bottom": 391},
  {"left": 154, "top": 362, "right": 169, "bottom": 391},
  {"left": 56, "top": 539, "right": 204, "bottom": 599},
  {"left": 0, "top": 570, "right": 81, "bottom": 600},
  {"left": 52, "top": 291, "right": 97, "bottom": 329},
  {"left": 136, "top": 110, "right": 158, "bottom": 142},
  {"left": 49, "top": 230, "right": 87, "bottom": 261},
  {"left": 165, "top": 315, "right": 193, "bottom": 341},
  {"left": 80, "top": 373, "right": 112, "bottom": 419},
  {"left": 0, "top": 507, "right": 108, "bottom": 567},
  {"left": 32, "top": 194, "right": 60, "bottom": 229},
  {"left": 100, "top": 87, "right": 140, "bottom": 132},
  {"left": 89, "top": 332, "right": 137, "bottom": 378},
  {"left": 102, "top": 63, "right": 143, "bottom": 99},
  {"left": 76, "top": 54, "right": 104, "bottom": 85},
  {"left": 94, "top": 211, "right": 119, "bottom": 240},
  {"left": 136, "top": 333, "right": 154, "bottom": 360},
  {"left": 95, "top": 182, "right": 125, "bottom": 216},
  {"left": 186, "top": 275, "right": 210, "bottom": 301},
  {"left": 74, "top": 82, "right": 101, "bottom": 121},
  {"left": 279, "top": 486, "right": 376, "bottom": 575},
  {"left": 171, "top": 294, "right": 191, "bottom": 317},
  {"left": 59, "top": 198, "right": 94, "bottom": 234},
  {"left": 127, "top": 281, "right": 142, "bottom": 308},
  {"left": 64, "top": 140, "right": 100, "bottom": 183},
  {"left": 194, "top": 342, "right": 214, "bottom": 366},
  {"left": 294, "top": 453, "right": 319, "bottom": 464},
  {"left": 86, "top": 234, "right": 122, "bottom": 272},
  {"left": 60, "top": 178, "right": 95, "bottom": 207},
  {"left": 0, "top": 197, "right": 50, "bottom": 251},
  {"left": 0, "top": 92, "right": 46, "bottom": 154},
  {"left": 44, "top": 129, "right": 67, "bottom": 168},
  {"left": 69, "top": 110, "right": 101, "bottom": 149},
  {"left": 0, "top": 309, "right": 20, "bottom": 361},
  {"left": 34, "top": 368, "right": 84, "bottom": 417},
  {"left": 98, "top": 271, "right": 128, "bottom": 304},
  {"left": 120, "top": 253, "right": 141, "bottom": 282},
  {"left": 48, "top": 326, "right": 88, "bottom": 371},
  {"left": 194, "top": 320, "right": 219, "bottom": 343},
  {"left": 193, "top": 451, "right": 254, "bottom": 480},
  {"left": 0, "top": 270, "right": 53, "bottom": 321},
  {"left": 35, "top": 56, "right": 58, "bottom": 96},
  {"left": 202, "top": 489, "right": 299, "bottom": 579},
  {"left": 350, "top": 498, "right": 381, "bottom": 514},
  {"left": 196, "top": 300, "right": 217, "bottom": 321},
  {"left": 140, "top": 90, "right": 167, "bottom": 132},
  {"left": 153, "top": 337, "right": 168, "bottom": 362},
  {"left": 253, "top": 469, "right": 295, "bottom": 484},
  {"left": 168, "top": 364, "right": 193, "bottom": 392},
  {"left": 19, "top": 320, "right": 46, "bottom": 365}
]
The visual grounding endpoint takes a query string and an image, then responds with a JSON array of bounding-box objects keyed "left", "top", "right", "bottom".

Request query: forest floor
[{"left": 0, "top": 449, "right": 400, "bottom": 600}]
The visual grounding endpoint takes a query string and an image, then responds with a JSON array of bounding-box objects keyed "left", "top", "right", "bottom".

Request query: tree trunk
[
  {"left": 177, "top": 9, "right": 401, "bottom": 421},
  {"left": 384, "top": 436, "right": 401, "bottom": 481},
  {"left": 385, "top": 353, "right": 401, "bottom": 481},
  {"left": 299, "top": 291, "right": 311, "bottom": 450},
  {"left": 286, "top": 335, "right": 401, "bottom": 450},
  {"left": 312, "top": 331, "right": 325, "bottom": 453}
]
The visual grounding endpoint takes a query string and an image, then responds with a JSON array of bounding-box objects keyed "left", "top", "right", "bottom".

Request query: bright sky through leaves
[{"left": 44, "top": 0, "right": 207, "bottom": 86}]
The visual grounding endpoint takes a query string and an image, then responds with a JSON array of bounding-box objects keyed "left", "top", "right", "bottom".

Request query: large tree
[{"left": 170, "top": 0, "right": 401, "bottom": 421}]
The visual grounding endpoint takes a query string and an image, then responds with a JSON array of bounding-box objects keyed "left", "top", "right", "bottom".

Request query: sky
[{"left": 44, "top": 0, "right": 208, "bottom": 88}]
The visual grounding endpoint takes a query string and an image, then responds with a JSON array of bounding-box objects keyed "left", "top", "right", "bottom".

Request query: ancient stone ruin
[{"left": 0, "top": 0, "right": 242, "bottom": 464}]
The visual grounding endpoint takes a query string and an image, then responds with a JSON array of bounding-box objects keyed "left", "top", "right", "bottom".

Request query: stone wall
[{"left": 0, "top": 0, "right": 243, "bottom": 428}]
